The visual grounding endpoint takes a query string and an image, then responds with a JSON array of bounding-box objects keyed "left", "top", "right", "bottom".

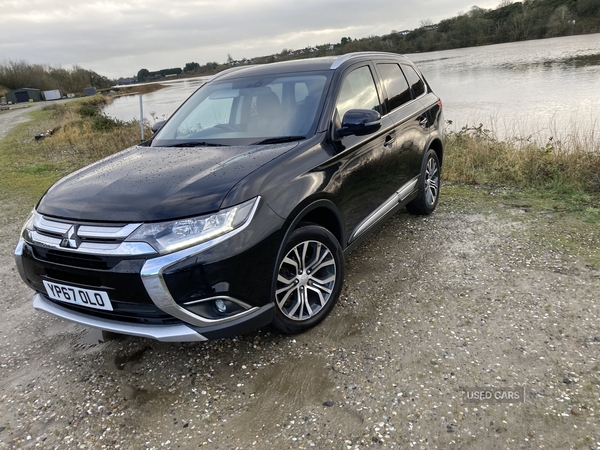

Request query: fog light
[{"left": 214, "top": 299, "right": 228, "bottom": 313}]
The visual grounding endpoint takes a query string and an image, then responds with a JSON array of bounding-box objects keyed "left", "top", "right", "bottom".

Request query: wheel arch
[
  {"left": 281, "top": 198, "right": 345, "bottom": 247},
  {"left": 269, "top": 198, "right": 345, "bottom": 310},
  {"left": 428, "top": 137, "right": 444, "bottom": 168}
]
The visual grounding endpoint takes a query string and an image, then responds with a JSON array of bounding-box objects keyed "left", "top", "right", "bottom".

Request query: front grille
[
  {"left": 26, "top": 213, "right": 154, "bottom": 257},
  {"left": 23, "top": 241, "right": 154, "bottom": 306},
  {"left": 33, "top": 246, "right": 119, "bottom": 271}
]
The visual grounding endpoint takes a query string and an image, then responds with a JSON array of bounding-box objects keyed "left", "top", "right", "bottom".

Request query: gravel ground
[
  {"left": 0, "top": 106, "right": 44, "bottom": 141},
  {"left": 1, "top": 186, "right": 599, "bottom": 450}
]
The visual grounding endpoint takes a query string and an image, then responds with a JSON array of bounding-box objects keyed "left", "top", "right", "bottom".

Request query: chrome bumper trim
[
  {"left": 33, "top": 294, "right": 207, "bottom": 342},
  {"left": 140, "top": 197, "right": 262, "bottom": 328},
  {"left": 14, "top": 237, "right": 27, "bottom": 284}
]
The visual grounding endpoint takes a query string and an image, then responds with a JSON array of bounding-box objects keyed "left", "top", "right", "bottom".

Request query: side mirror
[
  {"left": 152, "top": 120, "right": 166, "bottom": 134},
  {"left": 337, "top": 109, "right": 381, "bottom": 138}
]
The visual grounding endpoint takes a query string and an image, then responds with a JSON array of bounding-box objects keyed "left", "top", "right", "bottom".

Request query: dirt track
[
  {"left": 1, "top": 182, "right": 599, "bottom": 449},
  {"left": 0, "top": 106, "right": 43, "bottom": 140}
]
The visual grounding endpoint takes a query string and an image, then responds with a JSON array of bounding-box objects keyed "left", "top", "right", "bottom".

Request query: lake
[{"left": 105, "top": 33, "right": 600, "bottom": 142}]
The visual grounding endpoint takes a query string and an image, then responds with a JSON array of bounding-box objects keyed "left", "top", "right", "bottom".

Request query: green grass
[
  {"left": 442, "top": 122, "right": 600, "bottom": 212},
  {"left": 0, "top": 96, "right": 147, "bottom": 201}
]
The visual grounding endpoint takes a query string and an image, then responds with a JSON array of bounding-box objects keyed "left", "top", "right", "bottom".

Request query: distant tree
[
  {"left": 184, "top": 62, "right": 200, "bottom": 73},
  {"left": 547, "top": 5, "right": 575, "bottom": 36},
  {"left": 137, "top": 68, "right": 150, "bottom": 82}
]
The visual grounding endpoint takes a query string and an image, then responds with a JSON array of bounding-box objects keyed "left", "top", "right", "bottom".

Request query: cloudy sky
[{"left": 2, "top": 0, "right": 500, "bottom": 79}]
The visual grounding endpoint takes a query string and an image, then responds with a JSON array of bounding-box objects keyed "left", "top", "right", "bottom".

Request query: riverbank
[{"left": 0, "top": 96, "right": 145, "bottom": 199}]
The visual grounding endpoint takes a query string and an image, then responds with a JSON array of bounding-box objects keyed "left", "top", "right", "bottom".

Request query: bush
[
  {"left": 443, "top": 122, "right": 600, "bottom": 200},
  {"left": 91, "top": 114, "right": 126, "bottom": 131}
]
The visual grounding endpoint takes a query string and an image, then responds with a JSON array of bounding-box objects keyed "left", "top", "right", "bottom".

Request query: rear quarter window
[{"left": 401, "top": 65, "right": 426, "bottom": 98}]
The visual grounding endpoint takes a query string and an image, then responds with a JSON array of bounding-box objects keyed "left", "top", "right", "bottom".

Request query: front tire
[
  {"left": 272, "top": 224, "right": 344, "bottom": 334},
  {"left": 406, "top": 149, "right": 440, "bottom": 215}
]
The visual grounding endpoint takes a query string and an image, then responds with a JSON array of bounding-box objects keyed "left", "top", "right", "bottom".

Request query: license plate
[{"left": 43, "top": 280, "right": 113, "bottom": 311}]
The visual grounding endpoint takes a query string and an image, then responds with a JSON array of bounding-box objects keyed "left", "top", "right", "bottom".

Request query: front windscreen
[{"left": 151, "top": 72, "right": 330, "bottom": 147}]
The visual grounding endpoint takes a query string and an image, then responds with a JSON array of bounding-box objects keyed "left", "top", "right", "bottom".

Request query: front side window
[
  {"left": 335, "top": 66, "right": 381, "bottom": 120},
  {"left": 152, "top": 73, "right": 330, "bottom": 147}
]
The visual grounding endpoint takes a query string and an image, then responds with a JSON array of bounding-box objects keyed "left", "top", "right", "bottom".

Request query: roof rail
[
  {"left": 207, "top": 65, "right": 254, "bottom": 82},
  {"left": 329, "top": 52, "right": 406, "bottom": 70}
]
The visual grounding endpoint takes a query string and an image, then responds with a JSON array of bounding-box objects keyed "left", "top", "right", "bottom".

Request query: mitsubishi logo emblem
[{"left": 60, "top": 225, "right": 81, "bottom": 249}]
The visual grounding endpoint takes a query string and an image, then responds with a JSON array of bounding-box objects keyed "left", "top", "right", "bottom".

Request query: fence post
[{"left": 139, "top": 94, "right": 144, "bottom": 142}]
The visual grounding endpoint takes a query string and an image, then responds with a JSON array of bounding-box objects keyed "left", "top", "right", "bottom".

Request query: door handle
[
  {"left": 384, "top": 134, "right": 395, "bottom": 148},
  {"left": 419, "top": 117, "right": 428, "bottom": 128}
]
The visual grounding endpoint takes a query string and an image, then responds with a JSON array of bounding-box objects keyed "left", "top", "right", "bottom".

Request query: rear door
[{"left": 374, "top": 60, "right": 432, "bottom": 185}]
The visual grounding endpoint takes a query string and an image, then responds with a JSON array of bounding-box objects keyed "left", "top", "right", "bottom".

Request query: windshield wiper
[
  {"left": 170, "top": 141, "right": 229, "bottom": 147},
  {"left": 251, "top": 136, "right": 306, "bottom": 145}
]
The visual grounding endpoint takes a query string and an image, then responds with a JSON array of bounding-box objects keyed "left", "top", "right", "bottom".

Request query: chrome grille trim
[{"left": 26, "top": 213, "right": 156, "bottom": 256}]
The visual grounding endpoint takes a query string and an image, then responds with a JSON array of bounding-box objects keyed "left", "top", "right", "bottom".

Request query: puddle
[
  {"left": 74, "top": 327, "right": 123, "bottom": 348},
  {"left": 114, "top": 345, "right": 151, "bottom": 370},
  {"left": 225, "top": 354, "right": 364, "bottom": 441}
]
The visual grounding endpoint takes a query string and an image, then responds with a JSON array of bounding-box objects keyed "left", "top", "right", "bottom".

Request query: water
[
  {"left": 105, "top": 33, "right": 600, "bottom": 140},
  {"left": 104, "top": 76, "right": 209, "bottom": 123},
  {"left": 407, "top": 33, "right": 600, "bottom": 140}
]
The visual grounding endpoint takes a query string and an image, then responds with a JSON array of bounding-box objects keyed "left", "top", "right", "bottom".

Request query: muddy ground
[{"left": 1, "top": 183, "right": 599, "bottom": 449}]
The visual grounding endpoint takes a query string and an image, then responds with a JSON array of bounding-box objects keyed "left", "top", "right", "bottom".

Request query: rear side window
[
  {"left": 401, "top": 65, "right": 426, "bottom": 98},
  {"left": 335, "top": 66, "right": 381, "bottom": 119},
  {"left": 377, "top": 63, "right": 412, "bottom": 112}
]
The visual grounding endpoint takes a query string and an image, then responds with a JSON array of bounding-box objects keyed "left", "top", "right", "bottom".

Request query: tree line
[
  {"left": 354, "top": 0, "right": 600, "bottom": 55},
  {"left": 270, "top": 0, "right": 600, "bottom": 59},
  {"left": 0, "top": 61, "right": 113, "bottom": 95}
]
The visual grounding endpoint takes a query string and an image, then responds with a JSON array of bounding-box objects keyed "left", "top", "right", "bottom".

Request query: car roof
[{"left": 210, "top": 52, "right": 412, "bottom": 82}]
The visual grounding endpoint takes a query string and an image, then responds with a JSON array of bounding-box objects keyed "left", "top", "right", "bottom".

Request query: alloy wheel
[
  {"left": 424, "top": 156, "right": 440, "bottom": 207},
  {"left": 275, "top": 239, "right": 337, "bottom": 321}
]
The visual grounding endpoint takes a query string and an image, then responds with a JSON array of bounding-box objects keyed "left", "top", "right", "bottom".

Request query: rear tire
[
  {"left": 406, "top": 149, "right": 440, "bottom": 215},
  {"left": 272, "top": 224, "right": 344, "bottom": 334}
]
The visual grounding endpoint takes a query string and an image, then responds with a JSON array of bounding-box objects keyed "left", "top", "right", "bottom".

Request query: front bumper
[
  {"left": 32, "top": 293, "right": 275, "bottom": 342},
  {"left": 16, "top": 199, "right": 285, "bottom": 341}
]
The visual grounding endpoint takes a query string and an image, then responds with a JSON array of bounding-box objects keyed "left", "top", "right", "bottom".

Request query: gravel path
[
  {"left": 1, "top": 187, "right": 599, "bottom": 449},
  {"left": 0, "top": 106, "right": 44, "bottom": 141}
]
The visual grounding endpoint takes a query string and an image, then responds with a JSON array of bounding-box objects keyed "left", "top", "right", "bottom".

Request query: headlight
[
  {"left": 127, "top": 197, "right": 258, "bottom": 254},
  {"left": 20, "top": 209, "right": 36, "bottom": 241}
]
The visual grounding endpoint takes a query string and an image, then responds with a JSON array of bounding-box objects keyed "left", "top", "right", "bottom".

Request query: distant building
[
  {"left": 6, "top": 88, "right": 42, "bottom": 104},
  {"left": 83, "top": 86, "right": 97, "bottom": 96},
  {"left": 42, "top": 89, "right": 63, "bottom": 101}
]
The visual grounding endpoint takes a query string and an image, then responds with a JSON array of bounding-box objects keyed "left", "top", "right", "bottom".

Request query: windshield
[{"left": 151, "top": 71, "right": 331, "bottom": 147}]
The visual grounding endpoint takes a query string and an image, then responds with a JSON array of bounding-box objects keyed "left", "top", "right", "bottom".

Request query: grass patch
[
  {"left": 443, "top": 122, "right": 600, "bottom": 211},
  {"left": 0, "top": 95, "right": 149, "bottom": 200},
  {"left": 18, "top": 162, "right": 59, "bottom": 175}
]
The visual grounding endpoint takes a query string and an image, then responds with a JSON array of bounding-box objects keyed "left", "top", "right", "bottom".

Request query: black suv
[{"left": 15, "top": 52, "right": 443, "bottom": 342}]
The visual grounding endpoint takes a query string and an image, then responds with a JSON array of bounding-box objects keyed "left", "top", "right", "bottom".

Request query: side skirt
[{"left": 344, "top": 177, "right": 419, "bottom": 255}]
